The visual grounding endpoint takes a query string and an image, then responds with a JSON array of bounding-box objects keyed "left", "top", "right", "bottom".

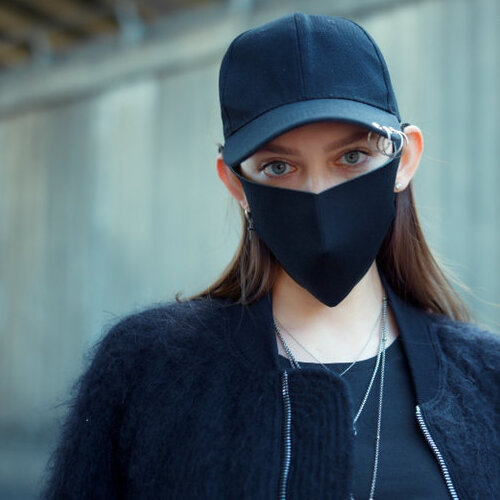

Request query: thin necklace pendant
[{"left": 274, "top": 303, "right": 383, "bottom": 376}]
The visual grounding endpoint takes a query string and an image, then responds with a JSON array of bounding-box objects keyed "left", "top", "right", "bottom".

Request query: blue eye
[
  {"left": 342, "top": 151, "right": 365, "bottom": 165},
  {"left": 262, "top": 161, "right": 292, "bottom": 176}
]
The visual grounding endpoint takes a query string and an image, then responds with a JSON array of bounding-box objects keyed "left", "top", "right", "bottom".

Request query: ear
[
  {"left": 216, "top": 154, "right": 249, "bottom": 210},
  {"left": 394, "top": 125, "right": 424, "bottom": 192}
]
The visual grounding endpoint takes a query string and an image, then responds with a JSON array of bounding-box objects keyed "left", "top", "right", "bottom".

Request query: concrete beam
[{"left": 0, "top": 0, "right": 422, "bottom": 117}]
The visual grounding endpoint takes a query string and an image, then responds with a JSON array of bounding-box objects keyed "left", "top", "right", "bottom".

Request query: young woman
[{"left": 44, "top": 13, "right": 499, "bottom": 500}]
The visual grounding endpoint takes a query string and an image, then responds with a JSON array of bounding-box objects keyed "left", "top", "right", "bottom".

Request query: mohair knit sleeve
[{"left": 42, "top": 313, "right": 153, "bottom": 500}]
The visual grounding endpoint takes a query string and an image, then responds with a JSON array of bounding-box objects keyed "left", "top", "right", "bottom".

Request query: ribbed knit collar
[{"left": 229, "top": 275, "right": 441, "bottom": 405}]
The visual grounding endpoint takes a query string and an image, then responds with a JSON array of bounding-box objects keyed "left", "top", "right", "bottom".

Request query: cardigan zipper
[
  {"left": 280, "top": 381, "right": 459, "bottom": 500},
  {"left": 279, "top": 371, "right": 292, "bottom": 500},
  {"left": 415, "top": 405, "right": 459, "bottom": 499}
]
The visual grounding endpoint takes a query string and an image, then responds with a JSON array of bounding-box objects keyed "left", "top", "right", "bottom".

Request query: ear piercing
[
  {"left": 370, "top": 122, "right": 409, "bottom": 157},
  {"left": 244, "top": 208, "right": 255, "bottom": 234}
]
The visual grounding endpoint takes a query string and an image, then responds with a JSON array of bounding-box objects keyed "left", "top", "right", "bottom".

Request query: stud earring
[{"left": 395, "top": 182, "right": 403, "bottom": 191}]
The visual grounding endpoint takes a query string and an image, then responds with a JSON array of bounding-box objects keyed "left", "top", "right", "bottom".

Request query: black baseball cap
[{"left": 219, "top": 13, "right": 402, "bottom": 167}]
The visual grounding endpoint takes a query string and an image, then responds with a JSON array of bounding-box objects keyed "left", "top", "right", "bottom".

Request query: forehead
[
  {"left": 253, "top": 122, "right": 372, "bottom": 156},
  {"left": 265, "top": 121, "right": 370, "bottom": 146}
]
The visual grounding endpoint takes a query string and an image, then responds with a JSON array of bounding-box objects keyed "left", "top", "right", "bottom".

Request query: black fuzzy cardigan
[{"left": 43, "top": 285, "right": 500, "bottom": 499}]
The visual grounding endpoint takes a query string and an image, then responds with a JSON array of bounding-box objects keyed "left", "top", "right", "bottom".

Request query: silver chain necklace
[
  {"left": 274, "top": 304, "right": 382, "bottom": 377},
  {"left": 274, "top": 296, "right": 388, "bottom": 500}
]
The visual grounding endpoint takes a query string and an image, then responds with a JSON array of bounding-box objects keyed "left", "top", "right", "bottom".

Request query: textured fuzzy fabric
[
  {"left": 42, "top": 289, "right": 500, "bottom": 499},
  {"left": 419, "top": 319, "right": 500, "bottom": 499}
]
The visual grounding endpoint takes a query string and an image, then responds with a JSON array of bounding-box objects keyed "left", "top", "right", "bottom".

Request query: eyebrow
[{"left": 260, "top": 130, "right": 369, "bottom": 156}]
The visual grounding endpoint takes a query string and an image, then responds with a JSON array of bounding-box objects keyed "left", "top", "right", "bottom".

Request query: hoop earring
[
  {"left": 244, "top": 208, "right": 254, "bottom": 238},
  {"left": 369, "top": 122, "right": 409, "bottom": 158},
  {"left": 367, "top": 129, "right": 392, "bottom": 157},
  {"left": 392, "top": 129, "right": 408, "bottom": 157}
]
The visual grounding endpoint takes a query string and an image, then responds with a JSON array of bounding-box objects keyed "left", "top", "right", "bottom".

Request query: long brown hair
[{"left": 191, "top": 182, "right": 471, "bottom": 322}]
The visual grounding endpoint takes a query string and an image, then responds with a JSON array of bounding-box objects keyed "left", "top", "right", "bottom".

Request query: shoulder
[
  {"left": 430, "top": 315, "right": 499, "bottom": 358},
  {"left": 66, "top": 297, "right": 240, "bottom": 414},
  {"left": 95, "top": 297, "right": 236, "bottom": 361},
  {"left": 427, "top": 314, "right": 500, "bottom": 382}
]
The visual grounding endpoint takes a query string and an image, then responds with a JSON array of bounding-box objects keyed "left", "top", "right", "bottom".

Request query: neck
[{"left": 272, "top": 263, "right": 397, "bottom": 363}]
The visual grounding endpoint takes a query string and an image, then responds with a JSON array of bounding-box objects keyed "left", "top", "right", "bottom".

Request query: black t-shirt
[{"left": 278, "top": 338, "right": 450, "bottom": 499}]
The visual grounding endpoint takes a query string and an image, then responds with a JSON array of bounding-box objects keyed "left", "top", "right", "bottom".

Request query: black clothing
[
  {"left": 43, "top": 285, "right": 500, "bottom": 499},
  {"left": 278, "top": 338, "right": 450, "bottom": 499}
]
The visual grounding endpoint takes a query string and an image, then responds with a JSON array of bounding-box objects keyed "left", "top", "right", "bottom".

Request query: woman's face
[{"left": 239, "top": 121, "right": 391, "bottom": 193}]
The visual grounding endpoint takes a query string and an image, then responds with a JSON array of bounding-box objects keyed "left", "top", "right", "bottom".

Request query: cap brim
[{"left": 222, "top": 99, "right": 401, "bottom": 167}]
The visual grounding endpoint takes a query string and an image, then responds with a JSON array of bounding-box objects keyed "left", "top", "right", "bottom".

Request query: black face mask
[{"left": 233, "top": 158, "right": 399, "bottom": 307}]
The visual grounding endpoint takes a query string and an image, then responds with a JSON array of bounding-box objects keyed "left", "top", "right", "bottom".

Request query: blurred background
[{"left": 0, "top": 0, "right": 498, "bottom": 497}]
